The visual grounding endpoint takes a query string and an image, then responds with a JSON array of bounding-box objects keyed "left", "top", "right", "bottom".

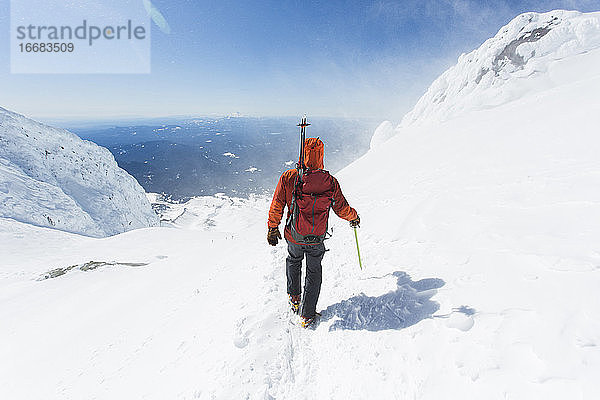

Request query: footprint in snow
[
  {"left": 445, "top": 312, "right": 475, "bottom": 331},
  {"left": 438, "top": 306, "right": 476, "bottom": 331},
  {"left": 233, "top": 317, "right": 250, "bottom": 349}
]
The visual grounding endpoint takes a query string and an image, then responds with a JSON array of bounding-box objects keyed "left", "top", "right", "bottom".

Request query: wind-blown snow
[
  {"left": 401, "top": 10, "right": 600, "bottom": 129},
  {"left": 369, "top": 120, "right": 395, "bottom": 149},
  {"left": 0, "top": 107, "right": 158, "bottom": 237},
  {"left": 2, "top": 9, "right": 600, "bottom": 400}
]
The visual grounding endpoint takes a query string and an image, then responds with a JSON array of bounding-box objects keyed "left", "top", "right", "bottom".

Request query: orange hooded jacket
[{"left": 268, "top": 138, "right": 358, "bottom": 244}]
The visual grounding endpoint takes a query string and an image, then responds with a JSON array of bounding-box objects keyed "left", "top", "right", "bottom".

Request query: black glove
[
  {"left": 267, "top": 227, "right": 282, "bottom": 246},
  {"left": 350, "top": 215, "right": 360, "bottom": 228}
]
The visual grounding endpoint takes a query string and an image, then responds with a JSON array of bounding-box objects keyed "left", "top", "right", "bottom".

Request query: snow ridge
[
  {"left": 401, "top": 10, "right": 600, "bottom": 128},
  {"left": 0, "top": 107, "right": 158, "bottom": 237}
]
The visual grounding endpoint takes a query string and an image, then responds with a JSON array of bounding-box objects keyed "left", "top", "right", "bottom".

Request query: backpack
[{"left": 286, "top": 169, "right": 334, "bottom": 245}]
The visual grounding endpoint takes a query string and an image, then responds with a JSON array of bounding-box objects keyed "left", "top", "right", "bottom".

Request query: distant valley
[{"left": 69, "top": 116, "right": 377, "bottom": 200}]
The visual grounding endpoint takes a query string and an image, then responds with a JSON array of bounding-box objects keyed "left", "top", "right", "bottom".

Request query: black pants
[{"left": 286, "top": 240, "right": 326, "bottom": 318}]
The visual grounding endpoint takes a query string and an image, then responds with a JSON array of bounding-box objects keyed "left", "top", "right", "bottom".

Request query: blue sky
[{"left": 1, "top": 0, "right": 599, "bottom": 121}]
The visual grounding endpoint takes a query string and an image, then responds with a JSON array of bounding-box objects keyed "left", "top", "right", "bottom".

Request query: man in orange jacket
[{"left": 267, "top": 137, "right": 360, "bottom": 327}]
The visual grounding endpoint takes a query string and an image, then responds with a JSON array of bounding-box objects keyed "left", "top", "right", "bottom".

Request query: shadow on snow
[{"left": 321, "top": 271, "right": 445, "bottom": 331}]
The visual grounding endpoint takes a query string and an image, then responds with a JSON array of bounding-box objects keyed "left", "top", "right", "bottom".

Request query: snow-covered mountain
[
  {"left": 371, "top": 9, "right": 600, "bottom": 149},
  {"left": 337, "top": 9, "right": 600, "bottom": 397},
  {"left": 2, "top": 9, "right": 600, "bottom": 400},
  {"left": 405, "top": 9, "right": 600, "bottom": 126},
  {"left": 0, "top": 107, "right": 158, "bottom": 237}
]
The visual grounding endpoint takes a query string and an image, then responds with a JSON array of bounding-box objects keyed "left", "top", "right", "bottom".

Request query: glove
[
  {"left": 350, "top": 216, "right": 360, "bottom": 228},
  {"left": 267, "top": 227, "right": 282, "bottom": 246}
]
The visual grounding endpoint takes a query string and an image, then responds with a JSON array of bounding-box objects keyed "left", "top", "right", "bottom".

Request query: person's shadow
[{"left": 320, "top": 271, "right": 445, "bottom": 331}]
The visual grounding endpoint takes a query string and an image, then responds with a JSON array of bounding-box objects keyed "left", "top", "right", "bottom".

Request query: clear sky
[{"left": 1, "top": 0, "right": 599, "bottom": 121}]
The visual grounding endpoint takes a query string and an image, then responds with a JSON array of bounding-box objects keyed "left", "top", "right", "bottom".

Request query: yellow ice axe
[{"left": 353, "top": 226, "right": 363, "bottom": 270}]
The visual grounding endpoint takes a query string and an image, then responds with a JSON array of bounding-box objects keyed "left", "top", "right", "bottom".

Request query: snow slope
[
  {"left": 0, "top": 107, "right": 158, "bottom": 237},
  {"left": 369, "top": 120, "right": 395, "bottom": 149},
  {"left": 2, "top": 9, "right": 600, "bottom": 400},
  {"left": 401, "top": 9, "right": 600, "bottom": 128},
  {"left": 337, "top": 47, "right": 600, "bottom": 398}
]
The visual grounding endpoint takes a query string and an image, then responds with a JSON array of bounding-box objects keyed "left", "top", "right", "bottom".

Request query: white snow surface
[
  {"left": 3, "top": 9, "right": 600, "bottom": 400},
  {"left": 369, "top": 120, "right": 395, "bottom": 149},
  {"left": 401, "top": 10, "right": 600, "bottom": 129},
  {"left": 0, "top": 107, "right": 158, "bottom": 237}
]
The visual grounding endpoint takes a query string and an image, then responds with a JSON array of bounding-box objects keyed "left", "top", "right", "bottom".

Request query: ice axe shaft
[
  {"left": 297, "top": 115, "right": 310, "bottom": 172},
  {"left": 353, "top": 227, "right": 363, "bottom": 270}
]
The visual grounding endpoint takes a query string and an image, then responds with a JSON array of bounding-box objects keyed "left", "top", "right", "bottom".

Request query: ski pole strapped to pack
[{"left": 297, "top": 115, "right": 310, "bottom": 173}]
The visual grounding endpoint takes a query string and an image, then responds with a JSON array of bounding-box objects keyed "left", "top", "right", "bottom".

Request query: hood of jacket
[{"left": 302, "top": 137, "right": 324, "bottom": 170}]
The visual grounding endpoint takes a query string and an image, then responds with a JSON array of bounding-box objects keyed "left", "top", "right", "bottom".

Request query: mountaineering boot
[
  {"left": 300, "top": 315, "right": 314, "bottom": 328},
  {"left": 288, "top": 294, "right": 301, "bottom": 314},
  {"left": 300, "top": 312, "right": 321, "bottom": 328}
]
